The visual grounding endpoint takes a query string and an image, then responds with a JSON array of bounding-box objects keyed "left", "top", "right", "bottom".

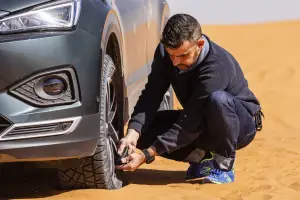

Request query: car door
[
  {"left": 145, "top": 0, "right": 163, "bottom": 70},
  {"left": 114, "top": 0, "right": 148, "bottom": 115}
]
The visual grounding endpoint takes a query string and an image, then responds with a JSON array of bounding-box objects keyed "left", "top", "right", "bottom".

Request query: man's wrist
[
  {"left": 147, "top": 146, "right": 158, "bottom": 157},
  {"left": 141, "top": 147, "right": 156, "bottom": 164}
]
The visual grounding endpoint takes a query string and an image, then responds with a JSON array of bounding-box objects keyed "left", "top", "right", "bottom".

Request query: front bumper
[
  {"left": 0, "top": 113, "right": 101, "bottom": 162},
  {"left": 0, "top": 27, "right": 103, "bottom": 162}
]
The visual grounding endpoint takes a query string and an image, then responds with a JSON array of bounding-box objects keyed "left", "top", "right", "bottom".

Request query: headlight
[{"left": 0, "top": 0, "right": 82, "bottom": 34}]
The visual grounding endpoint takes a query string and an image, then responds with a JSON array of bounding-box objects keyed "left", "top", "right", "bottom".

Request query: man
[{"left": 116, "top": 14, "right": 263, "bottom": 184}]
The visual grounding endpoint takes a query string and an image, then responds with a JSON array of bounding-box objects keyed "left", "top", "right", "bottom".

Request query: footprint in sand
[
  {"left": 263, "top": 194, "right": 273, "bottom": 200},
  {"left": 290, "top": 181, "right": 300, "bottom": 191}
]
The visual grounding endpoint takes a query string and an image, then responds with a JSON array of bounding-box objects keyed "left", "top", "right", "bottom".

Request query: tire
[{"left": 57, "top": 54, "right": 125, "bottom": 190}]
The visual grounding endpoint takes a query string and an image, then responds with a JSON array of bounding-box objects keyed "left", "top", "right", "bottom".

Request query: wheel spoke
[
  {"left": 109, "top": 136, "right": 118, "bottom": 153},
  {"left": 110, "top": 83, "right": 116, "bottom": 112},
  {"left": 106, "top": 78, "right": 111, "bottom": 113},
  {"left": 164, "top": 96, "right": 170, "bottom": 110},
  {"left": 108, "top": 102, "right": 117, "bottom": 124},
  {"left": 107, "top": 78, "right": 117, "bottom": 124},
  {"left": 105, "top": 71, "right": 119, "bottom": 148},
  {"left": 108, "top": 122, "right": 119, "bottom": 144}
]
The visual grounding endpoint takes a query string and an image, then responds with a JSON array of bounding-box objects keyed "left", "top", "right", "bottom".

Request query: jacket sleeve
[
  {"left": 151, "top": 63, "right": 231, "bottom": 155},
  {"left": 128, "top": 44, "right": 171, "bottom": 134}
]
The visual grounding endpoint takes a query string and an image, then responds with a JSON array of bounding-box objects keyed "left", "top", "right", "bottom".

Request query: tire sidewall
[{"left": 99, "top": 54, "right": 124, "bottom": 189}]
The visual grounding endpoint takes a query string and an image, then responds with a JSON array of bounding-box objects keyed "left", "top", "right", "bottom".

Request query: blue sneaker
[
  {"left": 201, "top": 168, "right": 235, "bottom": 184},
  {"left": 185, "top": 152, "right": 215, "bottom": 181}
]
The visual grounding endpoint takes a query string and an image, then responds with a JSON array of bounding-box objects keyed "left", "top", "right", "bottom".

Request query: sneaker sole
[
  {"left": 185, "top": 176, "right": 207, "bottom": 182},
  {"left": 185, "top": 177, "right": 234, "bottom": 184},
  {"left": 201, "top": 178, "right": 234, "bottom": 184}
]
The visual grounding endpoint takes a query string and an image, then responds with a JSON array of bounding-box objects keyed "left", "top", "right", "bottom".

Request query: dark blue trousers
[{"left": 137, "top": 91, "right": 257, "bottom": 166}]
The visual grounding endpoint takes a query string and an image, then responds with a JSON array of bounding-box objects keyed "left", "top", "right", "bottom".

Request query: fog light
[
  {"left": 34, "top": 75, "right": 69, "bottom": 100},
  {"left": 43, "top": 78, "right": 66, "bottom": 96}
]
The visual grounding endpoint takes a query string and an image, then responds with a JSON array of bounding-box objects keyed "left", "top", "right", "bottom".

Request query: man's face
[{"left": 166, "top": 39, "right": 204, "bottom": 71}]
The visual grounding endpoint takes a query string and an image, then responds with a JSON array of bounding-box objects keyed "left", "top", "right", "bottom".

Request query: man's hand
[
  {"left": 116, "top": 146, "right": 158, "bottom": 171},
  {"left": 117, "top": 129, "right": 140, "bottom": 155},
  {"left": 115, "top": 152, "right": 146, "bottom": 171}
]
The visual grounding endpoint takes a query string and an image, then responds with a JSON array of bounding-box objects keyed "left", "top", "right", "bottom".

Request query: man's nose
[{"left": 172, "top": 57, "right": 180, "bottom": 66}]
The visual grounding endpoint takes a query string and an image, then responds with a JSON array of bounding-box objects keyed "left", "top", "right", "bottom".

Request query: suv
[{"left": 0, "top": 0, "right": 172, "bottom": 190}]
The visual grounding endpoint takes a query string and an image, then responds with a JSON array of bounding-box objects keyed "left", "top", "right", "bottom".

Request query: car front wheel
[{"left": 57, "top": 54, "right": 125, "bottom": 189}]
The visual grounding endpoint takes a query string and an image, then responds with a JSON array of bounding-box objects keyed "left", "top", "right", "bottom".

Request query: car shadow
[
  {"left": 0, "top": 163, "right": 63, "bottom": 200},
  {"left": 0, "top": 163, "right": 192, "bottom": 199}
]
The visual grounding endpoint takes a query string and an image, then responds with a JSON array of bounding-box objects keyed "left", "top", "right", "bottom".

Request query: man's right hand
[{"left": 117, "top": 129, "right": 140, "bottom": 156}]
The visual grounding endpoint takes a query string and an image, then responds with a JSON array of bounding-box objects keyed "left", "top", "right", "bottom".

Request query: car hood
[{"left": 0, "top": 0, "right": 53, "bottom": 13}]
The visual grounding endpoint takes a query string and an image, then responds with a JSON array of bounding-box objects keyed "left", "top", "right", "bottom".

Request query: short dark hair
[{"left": 161, "top": 14, "right": 202, "bottom": 49}]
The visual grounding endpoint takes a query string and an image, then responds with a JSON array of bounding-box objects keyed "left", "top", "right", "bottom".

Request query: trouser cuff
[
  {"left": 183, "top": 148, "right": 206, "bottom": 163},
  {"left": 214, "top": 154, "right": 235, "bottom": 170}
]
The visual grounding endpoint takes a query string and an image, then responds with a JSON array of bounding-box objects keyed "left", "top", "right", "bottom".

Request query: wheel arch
[
  {"left": 101, "top": 10, "right": 129, "bottom": 127},
  {"left": 101, "top": 10, "right": 124, "bottom": 74}
]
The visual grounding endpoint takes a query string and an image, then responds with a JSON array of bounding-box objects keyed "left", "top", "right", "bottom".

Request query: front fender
[{"left": 101, "top": 10, "right": 124, "bottom": 75}]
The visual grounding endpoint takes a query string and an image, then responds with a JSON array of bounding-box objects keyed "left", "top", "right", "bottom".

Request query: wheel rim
[
  {"left": 164, "top": 92, "right": 171, "bottom": 110},
  {"left": 159, "top": 91, "right": 171, "bottom": 110},
  {"left": 106, "top": 71, "right": 119, "bottom": 146}
]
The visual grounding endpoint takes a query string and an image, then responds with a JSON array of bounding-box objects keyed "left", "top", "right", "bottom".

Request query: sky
[{"left": 167, "top": 0, "right": 300, "bottom": 24}]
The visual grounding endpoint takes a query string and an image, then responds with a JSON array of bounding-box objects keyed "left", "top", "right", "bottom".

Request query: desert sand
[{"left": 0, "top": 21, "right": 300, "bottom": 200}]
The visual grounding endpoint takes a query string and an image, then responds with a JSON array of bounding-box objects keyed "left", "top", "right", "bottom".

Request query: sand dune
[{"left": 1, "top": 21, "right": 300, "bottom": 200}]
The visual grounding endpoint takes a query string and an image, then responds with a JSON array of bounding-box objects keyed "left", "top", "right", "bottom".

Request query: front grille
[{"left": 0, "top": 115, "right": 12, "bottom": 134}]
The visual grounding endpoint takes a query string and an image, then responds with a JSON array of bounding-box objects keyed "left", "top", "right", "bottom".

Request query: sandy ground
[{"left": 1, "top": 21, "right": 300, "bottom": 200}]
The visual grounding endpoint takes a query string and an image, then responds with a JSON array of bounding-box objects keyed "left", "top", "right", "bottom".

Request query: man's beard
[
  {"left": 177, "top": 49, "right": 201, "bottom": 70},
  {"left": 177, "top": 64, "right": 189, "bottom": 70}
]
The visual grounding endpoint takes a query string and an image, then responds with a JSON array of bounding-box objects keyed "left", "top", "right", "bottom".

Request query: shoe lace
[{"left": 210, "top": 169, "right": 223, "bottom": 176}]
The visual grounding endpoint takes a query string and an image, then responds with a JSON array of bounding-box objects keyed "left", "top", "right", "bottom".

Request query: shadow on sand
[{"left": 0, "top": 163, "right": 192, "bottom": 199}]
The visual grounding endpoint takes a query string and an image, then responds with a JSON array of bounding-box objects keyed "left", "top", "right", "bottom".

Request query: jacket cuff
[
  {"left": 127, "top": 120, "right": 143, "bottom": 134},
  {"left": 150, "top": 140, "right": 167, "bottom": 156}
]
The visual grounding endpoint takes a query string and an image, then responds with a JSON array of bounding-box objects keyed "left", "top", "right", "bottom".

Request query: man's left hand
[{"left": 115, "top": 152, "right": 146, "bottom": 171}]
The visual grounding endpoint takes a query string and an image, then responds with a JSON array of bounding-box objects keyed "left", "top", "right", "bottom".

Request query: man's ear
[{"left": 197, "top": 38, "right": 205, "bottom": 49}]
